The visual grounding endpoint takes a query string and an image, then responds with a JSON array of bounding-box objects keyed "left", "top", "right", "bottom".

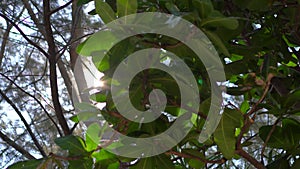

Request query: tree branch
[
  {"left": 0, "top": 130, "right": 36, "bottom": 160},
  {"left": 50, "top": 0, "right": 73, "bottom": 15},
  {"left": 43, "top": 0, "right": 71, "bottom": 135},
  {"left": 236, "top": 149, "right": 266, "bottom": 169},
  {"left": 0, "top": 13, "right": 48, "bottom": 58},
  {"left": 260, "top": 118, "right": 281, "bottom": 165},
  {"left": 166, "top": 150, "right": 226, "bottom": 164},
  {"left": 21, "top": 0, "right": 46, "bottom": 36},
  {"left": 0, "top": 89, "right": 46, "bottom": 157},
  {"left": 0, "top": 73, "right": 63, "bottom": 136}
]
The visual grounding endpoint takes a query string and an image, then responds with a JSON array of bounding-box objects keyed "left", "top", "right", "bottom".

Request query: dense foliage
[{"left": 4, "top": 0, "right": 300, "bottom": 168}]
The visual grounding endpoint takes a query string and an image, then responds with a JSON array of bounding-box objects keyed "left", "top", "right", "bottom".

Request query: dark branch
[
  {"left": 236, "top": 149, "right": 266, "bottom": 169},
  {"left": 0, "top": 73, "right": 63, "bottom": 136},
  {"left": 0, "top": 89, "right": 47, "bottom": 157},
  {"left": 0, "top": 13, "right": 49, "bottom": 58},
  {"left": 0, "top": 130, "right": 36, "bottom": 160},
  {"left": 43, "top": 0, "right": 71, "bottom": 135},
  {"left": 50, "top": 0, "right": 73, "bottom": 15}
]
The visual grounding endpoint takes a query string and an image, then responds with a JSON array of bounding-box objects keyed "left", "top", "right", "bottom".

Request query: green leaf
[
  {"left": 240, "top": 101, "right": 250, "bottom": 113},
  {"left": 107, "top": 162, "right": 120, "bottom": 169},
  {"left": 259, "top": 126, "right": 286, "bottom": 149},
  {"left": 259, "top": 118, "right": 300, "bottom": 150},
  {"left": 77, "top": 111, "right": 101, "bottom": 122},
  {"left": 214, "top": 108, "right": 243, "bottom": 159},
  {"left": 77, "top": 30, "right": 117, "bottom": 56},
  {"left": 201, "top": 17, "right": 239, "bottom": 30},
  {"left": 74, "top": 103, "right": 101, "bottom": 121},
  {"left": 131, "top": 155, "right": 174, "bottom": 169},
  {"left": 199, "top": 98, "right": 211, "bottom": 115},
  {"left": 90, "top": 91, "right": 107, "bottom": 102},
  {"left": 117, "top": 0, "right": 137, "bottom": 18},
  {"left": 131, "top": 157, "right": 154, "bottom": 169},
  {"left": 95, "top": 0, "right": 116, "bottom": 24},
  {"left": 85, "top": 123, "right": 101, "bottom": 151},
  {"left": 154, "top": 154, "right": 175, "bottom": 169},
  {"left": 55, "top": 135, "right": 88, "bottom": 155},
  {"left": 203, "top": 30, "right": 230, "bottom": 56},
  {"left": 69, "top": 157, "right": 93, "bottom": 169},
  {"left": 182, "top": 149, "right": 205, "bottom": 168},
  {"left": 225, "top": 60, "right": 249, "bottom": 78},
  {"left": 165, "top": 2, "right": 180, "bottom": 16},
  {"left": 188, "top": 159, "right": 205, "bottom": 169},
  {"left": 70, "top": 115, "right": 79, "bottom": 123},
  {"left": 8, "top": 159, "right": 44, "bottom": 169},
  {"left": 284, "top": 90, "right": 300, "bottom": 108},
  {"left": 77, "top": 0, "right": 93, "bottom": 6},
  {"left": 75, "top": 102, "right": 98, "bottom": 111},
  {"left": 266, "top": 157, "right": 289, "bottom": 169},
  {"left": 92, "top": 149, "right": 117, "bottom": 162},
  {"left": 192, "top": 0, "right": 213, "bottom": 19},
  {"left": 95, "top": 54, "right": 110, "bottom": 71},
  {"left": 282, "top": 118, "right": 300, "bottom": 148}
]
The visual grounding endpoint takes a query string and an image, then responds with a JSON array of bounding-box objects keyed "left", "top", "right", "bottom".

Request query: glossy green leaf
[
  {"left": 240, "top": 101, "right": 250, "bottom": 113},
  {"left": 214, "top": 108, "right": 243, "bottom": 159},
  {"left": 201, "top": 17, "right": 239, "bottom": 30},
  {"left": 259, "top": 126, "right": 286, "bottom": 149},
  {"left": 131, "top": 155, "right": 174, "bottom": 169},
  {"left": 70, "top": 115, "right": 79, "bottom": 123},
  {"left": 131, "top": 157, "right": 154, "bottom": 169},
  {"left": 74, "top": 103, "right": 101, "bottom": 121},
  {"left": 192, "top": 0, "right": 213, "bottom": 19},
  {"left": 75, "top": 102, "right": 99, "bottom": 112},
  {"left": 107, "top": 162, "right": 120, "bottom": 169},
  {"left": 154, "top": 154, "right": 175, "bottom": 169},
  {"left": 7, "top": 159, "right": 44, "bottom": 169},
  {"left": 90, "top": 91, "right": 107, "bottom": 102},
  {"left": 259, "top": 118, "right": 300, "bottom": 150},
  {"left": 117, "top": 0, "right": 137, "bottom": 18},
  {"left": 77, "top": 30, "right": 117, "bottom": 56},
  {"left": 182, "top": 149, "right": 205, "bottom": 168},
  {"left": 282, "top": 118, "right": 300, "bottom": 148},
  {"left": 54, "top": 135, "right": 88, "bottom": 155},
  {"left": 69, "top": 157, "right": 93, "bottom": 169},
  {"left": 284, "top": 90, "right": 300, "bottom": 108},
  {"left": 77, "top": 0, "right": 93, "bottom": 6},
  {"left": 92, "top": 149, "right": 117, "bottom": 162},
  {"left": 85, "top": 123, "right": 101, "bottom": 151},
  {"left": 95, "top": 0, "right": 116, "bottom": 23},
  {"left": 165, "top": 2, "right": 180, "bottom": 16},
  {"left": 203, "top": 30, "right": 230, "bottom": 56}
]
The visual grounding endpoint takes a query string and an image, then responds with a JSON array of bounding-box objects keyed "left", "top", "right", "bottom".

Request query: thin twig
[
  {"left": 0, "top": 13, "right": 48, "bottom": 57},
  {"left": 166, "top": 150, "right": 226, "bottom": 164},
  {"left": 50, "top": 0, "right": 73, "bottom": 15},
  {"left": 0, "top": 89, "right": 47, "bottom": 157},
  {"left": 260, "top": 118, "right": 281, "bottom": 165},
  {"left": 0, "top": 73, "right": 63, "bottom": 136}
]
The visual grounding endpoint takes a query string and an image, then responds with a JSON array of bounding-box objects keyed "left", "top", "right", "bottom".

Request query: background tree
[
  {"left": 0, "top": 0, "right": 100, "bottom": 167},
  {"left": 1, "top": 0, "right": 300, "bottom": 169}
]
